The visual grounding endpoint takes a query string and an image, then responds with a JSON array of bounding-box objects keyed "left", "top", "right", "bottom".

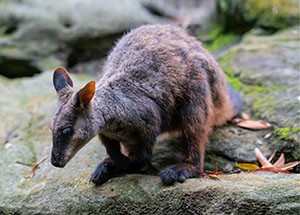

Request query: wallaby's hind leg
[{"left": 159, "top": 104, "right": 210, "bottom": 185}]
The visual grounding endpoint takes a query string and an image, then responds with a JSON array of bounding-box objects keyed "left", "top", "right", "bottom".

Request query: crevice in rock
[
  {"left": 66, "top": 33, "right": 123, "bottom": 68},
  {"left": 143, "top": 4, "right": 168, "bottom": 18},
  {"left": 0, "top": 57, "right": 41, "bottom": 78}
]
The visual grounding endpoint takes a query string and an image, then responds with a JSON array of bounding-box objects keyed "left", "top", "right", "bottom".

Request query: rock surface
[
  {"left": 0, "top": 0, "right": 216, "bottom": 78},
  {"left": 216, "top": 25, "right": 300, "bottom": 166},
  {"left": 217, "top": 0, "right": 299, "bottom": 32},
  {"left": 0, "top": 27, "right": 299, "bottom": 214}
]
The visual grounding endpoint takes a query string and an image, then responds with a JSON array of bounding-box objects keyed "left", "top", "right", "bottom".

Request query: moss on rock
[
  {"left": 244, "top": 0, "right": 299, "bottom": 29},
  {"left": 216, "top": 26, "right": 300, "bottom": 172},
  {"left": 274, "top": 127, "right": 300, "bottom": 140},
  {"left": 217, "top": 0, "right": 299, "bottom": 32}
]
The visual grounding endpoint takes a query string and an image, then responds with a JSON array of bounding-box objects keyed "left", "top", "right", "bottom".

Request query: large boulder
[
  {"left": 217, "top": 0, "right": 299, "bottom": 32},
  {"left": 0, "top": 26, "right": 299, "bottom": 214},
  {"left": 216, "top": 25, "right": 300, "bottom": 167},
  {"left": 0, "top": 0, "right": 216, "bottom": 78}
]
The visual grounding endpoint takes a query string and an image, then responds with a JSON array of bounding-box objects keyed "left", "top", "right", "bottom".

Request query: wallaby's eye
[{"left": 62, "top": 127, "right": 72, "bottom": 136}]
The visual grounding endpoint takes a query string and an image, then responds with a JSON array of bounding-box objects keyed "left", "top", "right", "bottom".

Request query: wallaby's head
[{"left": 51, "top": 67, "right": 97, "bottom": 168}]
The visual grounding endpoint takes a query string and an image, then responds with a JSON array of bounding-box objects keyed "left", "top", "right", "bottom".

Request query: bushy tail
[{"left": 227, "top": 84, "right": 243, "bottom": 117}]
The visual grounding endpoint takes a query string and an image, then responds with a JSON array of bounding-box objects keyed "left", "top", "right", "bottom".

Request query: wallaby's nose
[{"left": 51, "top": 156, "right": 65, "bottom": 168}]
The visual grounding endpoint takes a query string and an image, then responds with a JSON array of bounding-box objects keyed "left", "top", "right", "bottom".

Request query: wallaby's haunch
[{"left": 51, "top": 24, "right": 242, "bottom": 185}]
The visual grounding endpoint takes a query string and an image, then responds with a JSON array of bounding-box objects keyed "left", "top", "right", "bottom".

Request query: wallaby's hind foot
[{"left": 158, "top": 162, "right": 201, "bottom": 186}]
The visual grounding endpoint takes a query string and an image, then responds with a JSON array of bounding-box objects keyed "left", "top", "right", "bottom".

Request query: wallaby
[{"left": 51, "top": 24, "right": 242, "bottom": 185}]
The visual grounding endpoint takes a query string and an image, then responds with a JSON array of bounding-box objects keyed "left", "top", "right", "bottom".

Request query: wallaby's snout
[
  {"left": 51, "top": 149, "right": 66, "bottom": 168},
  {"left": 51, "top": 156, "right": 65, "bottom": 168}
]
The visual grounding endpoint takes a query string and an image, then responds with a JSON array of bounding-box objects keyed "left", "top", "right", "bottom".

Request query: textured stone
[
  {"left": 0, "top": 0, "right": 216, "bottom": 78},
  {"left": 0, "top": 26, "right": 299, "bottom": 214}
]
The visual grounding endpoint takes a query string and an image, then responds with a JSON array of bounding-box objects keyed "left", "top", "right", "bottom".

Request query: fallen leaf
[
  {"left": 273, "top": 153, "right": 285, "bottom": 167},
  {"left": 264, "top": 132, "right": 272, "bottom": 139},
  {"left": 254, "top": 148, "right": 273, "bottom": 167},
  {"left": 267, "top": 150, "right": 276, "bottom": 162},
  {"left": 241, "top": 112, "right": 250, "bottom": 120},
  {"left": 236, "top": 120, "right": 272, "bottom": 130},
  {"left": 204, "top": 163, "right": 224, "bottom": 180},
  {"left": 25, "top": 156, "right": 48, "bottom": 178},
  {"left": 214, "top": 162, "right": 219, "bottom": 173},
  {"left": 254, "top": 167, "right": 290, "bottom": 174},
  {"left": 252, "top": 148, "right": 300, "bottom": 174},
  {"left": 208, "top": 174, "right": 221, "bottom": 180},
  {"left": 210, "top": 162, "right": 225, "bottom": 175},
  {"left": 236, "top": 163, "right": 260, "bottom": 171},
  {"left": 276, "top": 161, "right": 300, "bottom": 170},
  {"left": 231, "top": 117, "right": 243, "bottom": 124}
]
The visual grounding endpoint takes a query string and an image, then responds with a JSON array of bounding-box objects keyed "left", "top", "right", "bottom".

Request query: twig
[{"left": 25, "top": 156, "right": 48, "bottom": 178}]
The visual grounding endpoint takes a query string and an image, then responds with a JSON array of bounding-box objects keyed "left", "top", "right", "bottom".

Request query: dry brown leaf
[
  {"left": 205, "top": 163, "right": 224, "bottom": 179},
  {"left": 231, "top": 117, "right": 243, "bottom": 124},
  {"left": 252, "top": 148, "right": 300, "bottom": 174},
  {"left": 236, "top": 120, "right": 272, "bottom": 130},
  {"left": 241, "top": 112, "right": 250, "bottom": 120},
  {"left": 276, "top": 161, "right": 300, "bottom": 170},
  {"left": 268, "top": 150, "right": 277, "bottom": 162},
  {"left": 254, "top": 167, "right": 290, "bottom": 174},
  {"left": 236, "top": 163, "right": 260, "bottom": 171},
  {"left": 214, "top": 162, "right": 219, "bottom": 173},
  {"left": 273, "top": 153, "right": 285, "bottom": 167},
  {"left": 208, "top": 174, "right": 221, "bottom": 180},
  {"left": 211, "top": 162, "right": 225, "bottom": 175},
  {"left": 25, "top": 156, "right": 48, "bottom": 178},
  {"left": 264, "top": 132, "right": 272, "bottom": 139},
  {"left": 254, "top": 148, "right": 273, "bottom": 167}
]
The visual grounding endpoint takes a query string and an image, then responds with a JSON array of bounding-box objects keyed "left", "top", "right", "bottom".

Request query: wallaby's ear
[
  {"left": 53, "top": 67, "right": 73, "bottom": 92},
  {"left": 77, "top": 81, "right": 96, "bottom": 108}
]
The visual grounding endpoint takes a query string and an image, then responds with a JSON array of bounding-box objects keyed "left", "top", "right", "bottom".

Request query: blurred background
[{"left": 0, "top": 0, "right": 298, "bottom": 78}]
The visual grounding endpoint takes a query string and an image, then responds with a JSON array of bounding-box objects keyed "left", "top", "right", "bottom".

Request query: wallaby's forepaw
[
  {"left": 158, "top": 163, "right": 200, "bottom": 186},
  {"left": 90, "top": 159, "right": 119, "bottom": 185}
]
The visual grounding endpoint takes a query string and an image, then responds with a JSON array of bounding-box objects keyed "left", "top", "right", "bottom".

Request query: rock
[
  {"left": 217, "top": 0, "right": 299, "bottom": 32},
  {"left": 0, "top": 26, "right": 300, "bottom": 214},
  {"left": 216, "top": 26, "right": 300, "bottom": 167},
  {"left": 0, "top": 0, "right": 216, "bottom": 78}
]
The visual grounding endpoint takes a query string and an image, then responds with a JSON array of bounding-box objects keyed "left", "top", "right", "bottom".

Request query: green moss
[
  {"left": 245, "top": 0, "right": 299, "bottom": 29},
  {"left": 218, "top": 51, "right": 282, "bottom": 96},
  {"left": 202, "top": 24, "right": 239, "bottom": 52},
  {"left": 218, "top": 50, "right": 287, "bottom": 121},
  {"left": 251, "top": 95, "right": 276, "bottom": 116},
  {"left": 274, "top": 127, "right": 300, "bottom": 140},
  {"left": 217, "top": 0, "right": 299, "bottom": 32},
  {"left": 205, "top": 34, "right": 239, "bottom": 52},
  {"left": 218, "top": 50, "right": 244, "bottom": 91},
  {"left": 204, "top": 25, "right": 224, "bottom": 40}
]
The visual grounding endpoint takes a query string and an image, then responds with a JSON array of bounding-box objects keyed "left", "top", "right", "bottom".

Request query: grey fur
[{"left": 51, "top": 24, "right": 242, "bottom": 185}]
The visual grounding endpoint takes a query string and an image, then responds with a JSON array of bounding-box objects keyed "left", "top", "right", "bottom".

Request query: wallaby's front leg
[
  {"left": 90, "top": 135, "right": 130, "bottom": 185},
  {"left": 100, "top": 135, "right": 132, "bottom": 169},
  {"left": 125, "top": 135, "right": 156, "bottom": 173},
  {"left": 90, "top": 157, "right": 119, "bottom": 185}
]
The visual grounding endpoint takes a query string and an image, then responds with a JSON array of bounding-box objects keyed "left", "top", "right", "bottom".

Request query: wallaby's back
[{"left": 98, "top": 24, "right": 237, "bottom": 129}]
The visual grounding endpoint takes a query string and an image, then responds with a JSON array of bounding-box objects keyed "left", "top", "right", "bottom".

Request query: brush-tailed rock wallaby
[{"left": 51, "top": 24, "right": 242, "bottom": 185}]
